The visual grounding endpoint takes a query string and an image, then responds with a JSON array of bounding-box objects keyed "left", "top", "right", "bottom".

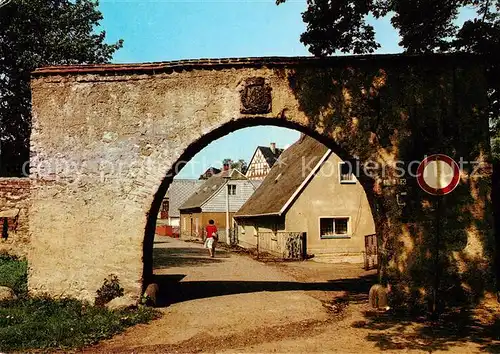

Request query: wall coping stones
[{"left": 32, "top": 53, "right": 481, "bottom": 77}]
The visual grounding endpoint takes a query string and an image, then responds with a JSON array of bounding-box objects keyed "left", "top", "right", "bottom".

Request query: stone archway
[
  {"left": 141, "top": 118, "right": 381, "bottom": 286},
  {"left": 29, "top": 54, "right": 493, "bottom": 308}
]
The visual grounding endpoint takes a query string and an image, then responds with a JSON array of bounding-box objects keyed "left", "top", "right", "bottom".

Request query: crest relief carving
[{"left": 239, "top": 77, "right": 272, "bottom": 114}]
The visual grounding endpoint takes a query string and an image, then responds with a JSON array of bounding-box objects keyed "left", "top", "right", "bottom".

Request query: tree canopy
[
  {"left": 276, "top": 0, "right": 499, "bottom": 56},
  {"left": 277, "top": 0, "right": 499, "bottom": 157},
  {"left": 0, "top": 0, "right": 122, "bottom": 176},
  {"left": 223, "top": 158, "right": 248, "bottom": 174}
]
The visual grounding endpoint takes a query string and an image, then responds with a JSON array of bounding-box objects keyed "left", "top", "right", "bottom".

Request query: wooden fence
[
  {"left": 256, "top": 232, "right": 306, "bottom": 260},
  {"left": 364, "top": 234, "right": 378, "bottom": 270}
]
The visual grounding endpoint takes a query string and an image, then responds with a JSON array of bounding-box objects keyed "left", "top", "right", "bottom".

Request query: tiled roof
[
  {"left": 166, "top": 179, "right": 204, "bottom": 217},
  {"left": 235, "top": 136, "right": 329, "bottom": 217},
  {"left": 200, "top": 167, "right": 221, "bottom": 179},
  {"left": 258, "top": 146, "right": 284, "bottom": 168}
]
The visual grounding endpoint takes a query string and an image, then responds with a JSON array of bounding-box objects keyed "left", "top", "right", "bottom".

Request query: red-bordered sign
[{"left": 417, "top": 154, "right": 460, "bottom": 196}]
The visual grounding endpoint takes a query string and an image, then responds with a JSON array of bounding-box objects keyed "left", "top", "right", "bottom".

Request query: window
[
  {"left": 339, "top": 162, "right": 356, "bottom": 183},
  {"left": 228, "top": 184, "right": 236, "bottom": 195},
  {"left": 320, "top": 217, "right": 350, "bottom": 238},
  {"left": 161, "top": 199, "right": 169, "bottom": 212}
]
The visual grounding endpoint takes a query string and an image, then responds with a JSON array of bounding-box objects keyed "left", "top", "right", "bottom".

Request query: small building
[
  {"left": 158, "top": 179, "right": 204, "bottom": 225},
  {"left": 179, "top": 169, "right": 260, "bottom": 240},
  {"left": 234, "top": 136, "right": 376, "bottom": 263},
  {"left": 245, "top": 143, "right": 284, "bottom": 180}
]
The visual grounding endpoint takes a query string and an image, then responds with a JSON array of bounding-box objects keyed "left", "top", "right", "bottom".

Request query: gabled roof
[
  {"left": 247, "top": 146, "right": 284, "bottom": 171},
  {"left": 235, "top": 136, "right": 330, "bottom": 218},
  {"left": 166, "top": 179, "right": 204, "bottom": 217},
  {"left": 258, "top": 146, "right": 284, "bottom": 168},
  {"left": 179, "top": 169, "right": 247, "bottom": 211}
]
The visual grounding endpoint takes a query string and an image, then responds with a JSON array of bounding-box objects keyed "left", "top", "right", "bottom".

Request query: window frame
[
  {"left": 228, "top": 184, "right": 237, "bottom": 195},
  {"left": 161, "top": 199, "right": 169, "bottom": 213},
  {"left": 338, "top": 162, "right": 357, "bottom": 184},
  {"left": 319, "top": 216, "right": 352, "bottom": 239}
]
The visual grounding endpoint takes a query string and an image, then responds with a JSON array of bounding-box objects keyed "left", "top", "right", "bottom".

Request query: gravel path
[
  {"left": 92, "top": 237, "right": 332, "bottom": 352},
  {"left": 88, "top": 237, "right": 497, "bottom": 353}
]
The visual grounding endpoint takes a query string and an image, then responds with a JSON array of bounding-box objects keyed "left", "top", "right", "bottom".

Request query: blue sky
[{"left": 98, "top": 1, "right": 475, "bottom": 178}]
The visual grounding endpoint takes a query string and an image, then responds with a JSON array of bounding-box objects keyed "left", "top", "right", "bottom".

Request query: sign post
[{"left": 416, "top": 154, "right": 460, "bottom": 317}]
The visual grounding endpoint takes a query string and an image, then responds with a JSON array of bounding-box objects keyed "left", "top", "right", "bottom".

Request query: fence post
[
  {"left": 256, "top": 231, "right": 259, "bottom": 259},
  {"left": 301, "top": 232, "right": 307, "bottom": 260}
]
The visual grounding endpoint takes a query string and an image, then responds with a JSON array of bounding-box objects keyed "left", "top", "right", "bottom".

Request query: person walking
[{"left": 204, "top": 219, "right": 218, "bottom": 258}]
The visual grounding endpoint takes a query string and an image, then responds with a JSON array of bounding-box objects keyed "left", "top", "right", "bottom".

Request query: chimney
[
  {"left": 223, "top": 162, "right": 230, "bottom": 171},
  {"left": 270, "top": 142, "right": 276, "bottom": 154}
]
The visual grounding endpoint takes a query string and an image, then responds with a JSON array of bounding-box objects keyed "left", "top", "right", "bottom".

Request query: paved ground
[{"left": 89, "top": 237, "right": 500, "bottom": 353}]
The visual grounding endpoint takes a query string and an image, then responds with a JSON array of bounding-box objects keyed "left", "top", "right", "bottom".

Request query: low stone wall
[{"left": 0, "top": 178, "right": 30, "bottom": 258}]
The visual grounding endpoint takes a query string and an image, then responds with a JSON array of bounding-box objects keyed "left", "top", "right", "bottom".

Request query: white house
[
  {"left": 179, "top": 169, "right": 261, "bottom": 240},
  {"left": 245, "top": 143, "right": 284, "bottom": 180}
]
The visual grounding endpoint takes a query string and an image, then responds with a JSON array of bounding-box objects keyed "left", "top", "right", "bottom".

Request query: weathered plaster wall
[
  {"left": 30, "top": 65, "right": 314, "bottom": 302},
  {"left": 285, "top": 151, "right": 376, "bottom": 262},
  {"left": 0, "top": 178, "right": 30, "bottom": 258},
  {"left": 238, "top": 224, "right": 258, "bottom": 249},
  {"left": 29, "top": 55, "right": 493, "bottom": 309}
]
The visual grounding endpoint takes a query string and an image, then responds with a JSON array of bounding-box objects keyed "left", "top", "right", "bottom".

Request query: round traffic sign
[{"left": 417, "top": 154, "right": 460, "bottom": 196}]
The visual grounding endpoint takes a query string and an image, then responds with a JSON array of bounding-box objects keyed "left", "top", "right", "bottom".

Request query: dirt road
[{"left": 89, "top": 237, "right": 498, "bottom": 353}]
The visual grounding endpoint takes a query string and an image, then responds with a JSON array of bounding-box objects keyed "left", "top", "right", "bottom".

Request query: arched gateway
[{"left": 29, "top": 54, "right": 493, "bottom": 307}]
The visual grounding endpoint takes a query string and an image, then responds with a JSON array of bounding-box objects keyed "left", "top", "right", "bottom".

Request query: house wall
[
  {"left": 285, "top": 153, "right": 375, "bottom": 263},
  {"left": 202, "top": 180, "right": 256, "bottom": 213},
  {"left": 180, "top": 212, "right": 202, "bottom": 238},
  {"left": 201, "top": 212, "right": 235, "bottom": 232},
  {"left": 236, "top": 216, "right": 284, "bottom": 250},
  {"left": 0, "top": 178, "right": 31, "bottom": 258},
  {"left": 169, "top": 217, "right": 180, "bottom": 227},
  {"left": 235, "top": 152, "right": 375, "bottom": 262},
  {"left": 237, "top": 224, "right": 257, "bottom": 249},
  {"left": 180, "top": 211, "right": 234, "bottom": 238}
]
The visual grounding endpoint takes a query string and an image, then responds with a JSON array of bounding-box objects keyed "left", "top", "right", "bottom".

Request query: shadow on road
[
  {"left": 152, "top": 273, "right": 376, "bottom": 307},
  {"left": 153, "top": 247, "right": 231, "bottom": 269},
  {"left": 352, "top": 306, "right": 500, "bottom": 353},
  {"left": 150, "top": 241, "right": 500, "bottom": 352}
]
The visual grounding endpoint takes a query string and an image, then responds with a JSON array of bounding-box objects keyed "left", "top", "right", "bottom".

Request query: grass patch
[
  {"left": 0, "top": 254, "right": 28, "bottom": 296},
  {"left": 0, "top": 255, "right": 160, "bottom": 352},
  {"left": 0, "top": 297, "right": 159, "bottom": 351}
]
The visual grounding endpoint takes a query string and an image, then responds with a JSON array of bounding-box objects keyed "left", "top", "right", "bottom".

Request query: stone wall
[
  {"left": 0, "top": 178, "right": 30, "bottom": 258},
  {"left": 29, "top": 54, "right": 493, "bottom": 309}
]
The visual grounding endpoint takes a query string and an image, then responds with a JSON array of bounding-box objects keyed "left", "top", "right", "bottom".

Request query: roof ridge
[{"left": 235, "top": 135, "right": 329, "bottom": 218}]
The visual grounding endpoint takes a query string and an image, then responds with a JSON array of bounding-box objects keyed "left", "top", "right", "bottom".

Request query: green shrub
[
  {"left": 0, "top": 254, "right": 28, "bottom": 297},
  {"left": 0, "top": 257, "right": 159, "bottom": 351},
  {"left": 0, "top": 296, "right": 159, "bottom": 351},
  {"left": 95, "top": 274, "right": 124, "bottom": 307}
]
